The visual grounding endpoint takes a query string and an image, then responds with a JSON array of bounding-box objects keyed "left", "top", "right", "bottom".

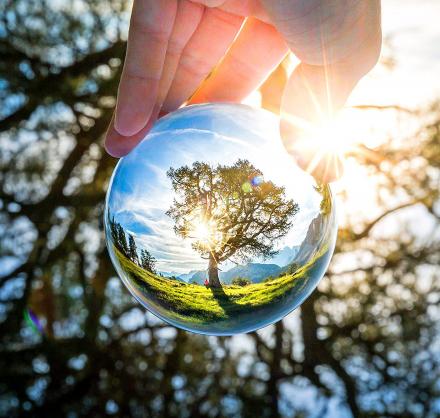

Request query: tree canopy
[{"left": 166, "top": 159, "right": 298, "bottom": 285}]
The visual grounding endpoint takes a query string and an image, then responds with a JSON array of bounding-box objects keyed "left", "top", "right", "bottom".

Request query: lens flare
[
  {"left": 280, "top": 110, "right": 360, "bottom": 182},
  {"left": 251, "top": 175, "right": 264, "bottom": 187},
  {"left": 24, "top": 308, "right": 45, "bottom": 335}
]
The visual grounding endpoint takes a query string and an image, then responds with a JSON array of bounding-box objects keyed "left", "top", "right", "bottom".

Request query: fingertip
[
  {"left": 104, "top": 131, "right": 132, "bottom": 158},
  {"left": 105, "top": 133, "right": 144, "bottom": 158},
  {"left": 105, "top": 105, "right": 160, "bottom": 158},
  {"left": 114, "top": 108, "right": 146, "bottom": 137},
  {"left": 105, "top": 142, "right": 128, "bottom": 158},
  {"left": 104, "top": 116, "right": 123, "bottom": 158},
  {"left": 114, "top": 80, "right": 159, "bottom": 136}
]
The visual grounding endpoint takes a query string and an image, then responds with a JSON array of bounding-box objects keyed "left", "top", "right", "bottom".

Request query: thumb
[{"left": 271, "top": 0, "right": 382, "bottom": 182}]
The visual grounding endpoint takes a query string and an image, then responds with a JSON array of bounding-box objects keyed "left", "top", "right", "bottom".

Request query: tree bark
[{"left": 208, "top": 254, "right": 221, "bottom": 287}]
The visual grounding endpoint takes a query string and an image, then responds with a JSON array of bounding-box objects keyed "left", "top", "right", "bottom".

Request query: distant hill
[
  {"left": 184, "top": 262, "right": 282, "bottom": 284},
  {"left": 169, "top": 245, "right": 300, "bottom": 284},
  {"left": 160, "top": 271, "right": 180, "bottom": 278},
  {"left": 188, "top": 270, "right": 206, "bottom": 285},
  {"left": 268, "top": 245, "right": 300, "bottom": 267},
  {"left": 159, "top": 271, "right": 186, "bottom": 282},
  {"left": 294, "top": 215, "right": 325, "bottom": 264},
  {"left": 178, "top": 270, "right": 200, "bottom": 281},
  {"left": 220, "top": 263, "right": 281, "bottom": 283}
]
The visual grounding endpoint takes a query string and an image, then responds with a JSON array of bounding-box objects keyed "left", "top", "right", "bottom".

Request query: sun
[
  {"left": 282, "top": 111, "right": 357, "bottom": 156},
  {"left": 188, "top": 217, "right": 221, "bottom": 250},
  {"left": 193, "top": 222, "right": 211, "bottom": 242},
  {"left": 278, "top": 108, "right": 366, "bottom": 182},
  {"left": 309, "top": 116, "right": 357, "bottom": 154}
]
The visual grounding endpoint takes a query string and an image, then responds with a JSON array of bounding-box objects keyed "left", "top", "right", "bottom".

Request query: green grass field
[{"left": 113, "top": 245, "right": 328, "bottom": 330}]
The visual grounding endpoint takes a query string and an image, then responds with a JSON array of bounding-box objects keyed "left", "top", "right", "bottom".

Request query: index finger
[{"left": 114, "top": 0, "right": 177, "bottom": 137}]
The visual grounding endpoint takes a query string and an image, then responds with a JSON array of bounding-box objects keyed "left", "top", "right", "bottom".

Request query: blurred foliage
[{"left": 0, "top": 1, "right": 439, "bottom": 417}]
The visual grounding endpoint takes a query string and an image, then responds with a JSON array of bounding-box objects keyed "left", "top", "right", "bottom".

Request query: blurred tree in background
[{"left": 0, "top": 1, "right": 439, "bottom": 417}]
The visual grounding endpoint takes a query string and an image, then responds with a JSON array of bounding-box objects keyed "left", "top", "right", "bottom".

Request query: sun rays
[{"left": 280, "top": 104, "right": 370, "bottom": 183}]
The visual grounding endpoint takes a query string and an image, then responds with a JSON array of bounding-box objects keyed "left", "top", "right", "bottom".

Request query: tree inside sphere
[{"left": 105, "top": 103, "right": 337, "bottom": 335}]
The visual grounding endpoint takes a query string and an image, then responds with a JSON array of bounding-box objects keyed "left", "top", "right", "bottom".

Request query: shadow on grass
[{"left": 208, "top": 285, "right": 240, "bottom": 317}]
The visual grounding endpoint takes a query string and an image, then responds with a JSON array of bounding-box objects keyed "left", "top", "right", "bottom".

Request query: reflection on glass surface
[{"left": 105, "top": 103, "right": 337, "bottom": 335}]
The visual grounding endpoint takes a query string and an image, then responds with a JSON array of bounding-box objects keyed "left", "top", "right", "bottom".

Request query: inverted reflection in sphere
[{"left": 105, "top": 104, "right": 337, "bottom": 335}]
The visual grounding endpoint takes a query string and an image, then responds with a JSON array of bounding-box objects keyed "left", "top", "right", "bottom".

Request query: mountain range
[
  {"left": 187, "top": 263, "right": 282, "bottom": 285},
  {"left": 159, "top": 245, "right": 302, "bottom": 284}
]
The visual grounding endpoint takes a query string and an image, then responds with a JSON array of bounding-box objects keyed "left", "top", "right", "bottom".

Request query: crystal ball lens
[{"left": 105, "top": 104, "right": 337, "bottom": 335}]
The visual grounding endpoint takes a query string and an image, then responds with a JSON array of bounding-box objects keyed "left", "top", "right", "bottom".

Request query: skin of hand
[{"left": 104, "top": 0, "right": 382, "bottom": 183}]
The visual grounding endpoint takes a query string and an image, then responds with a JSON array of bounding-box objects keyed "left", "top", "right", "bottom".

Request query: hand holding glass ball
[
  {"left": 105, "top": 104, "right": 337, "bottom": 335},
  {"left": 104, "top": 1, "right": 381, "bottom": 184},
  {"left": 103, "top": 0, "right": 382, "bottom": 335}
]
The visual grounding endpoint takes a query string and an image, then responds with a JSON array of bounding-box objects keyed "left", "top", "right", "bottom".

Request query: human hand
[{"left": 105, "top": 0, "right": 381, "bottom": 182}]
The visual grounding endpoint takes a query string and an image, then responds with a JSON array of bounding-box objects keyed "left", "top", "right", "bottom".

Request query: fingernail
[{"left": 114, "top": 110, "right": 143, "bottom": 137}]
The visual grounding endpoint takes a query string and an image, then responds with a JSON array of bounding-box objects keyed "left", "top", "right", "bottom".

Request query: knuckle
[
  {"left": 131, "top": 18, "right": 171, "bottom": 42},
  {"left": 124, "top": 68, "right": 159, "bottom": 83},
  {"left": 179, "top": 53, "right": 213, "bottom": 78},
  {"left": 167, "top": 39, "right": 186, "bottom": 55}
]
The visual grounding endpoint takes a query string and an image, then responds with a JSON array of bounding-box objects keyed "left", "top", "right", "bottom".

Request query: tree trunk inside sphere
[{"left": 208, "top": 255, "right": 221, "bottom": 287}]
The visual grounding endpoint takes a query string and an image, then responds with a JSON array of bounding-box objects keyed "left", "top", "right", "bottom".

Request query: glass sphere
[{"left": 105, "top": 103, "right": 337, "bottom": 335}]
